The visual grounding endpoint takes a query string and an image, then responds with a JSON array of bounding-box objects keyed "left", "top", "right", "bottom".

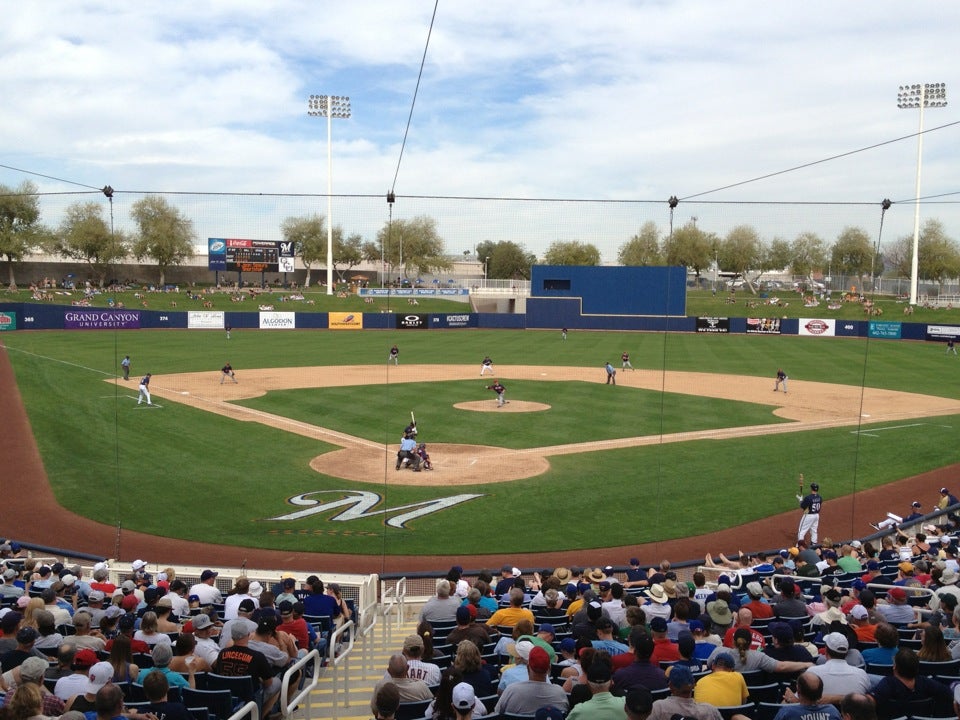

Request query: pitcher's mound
[
  {"left": 310, "top": 443, "right": 550, "bottom": 485},
  {"left": 454, "top": 400, "right": 551, "bottom": 413}
]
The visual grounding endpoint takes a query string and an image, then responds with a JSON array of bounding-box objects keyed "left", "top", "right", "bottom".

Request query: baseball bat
[{"left": 410, "top": 410, "right": 416, "bottom": 426}]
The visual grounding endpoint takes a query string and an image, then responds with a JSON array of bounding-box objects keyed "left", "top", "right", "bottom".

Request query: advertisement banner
[
  {"left": 696, "top": 317, "right": 729, "bottom": 333},
  {"left": 431, "top": 313, "right": 475, "bottom": 329},
  {"left": 259, "top": 312, "right": 296, "bottom": 329},
  {"left": 798, "top": 318, "right": 835, "bottom": 337},
  {"left": 329, "top": 312, "right": 363, "bottom": 330},
  {"left": 869, "top": 321, "right": 902, "bottom": 339},
  {"left": 187, "top": 311, "right": 225, "bottom": 329},
  {"left": 395, "top": 313, "right": 428, "bottom": 329},
  {"left": 64, "top": 310, "right": 141, "bottom": 330},
  {"left": 745, "top": 317, "right": 781, "bottom": 334},
  {"left": 926, "top": 325, "right": 960, "bottom": 341},
  {"left": 0, "top": 311, "right": 15, "bottom": 331}
]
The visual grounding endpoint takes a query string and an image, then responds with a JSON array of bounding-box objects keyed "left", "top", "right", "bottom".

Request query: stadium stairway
[{"left": 297, "top": 616, "right": 420, "bottom": 720}]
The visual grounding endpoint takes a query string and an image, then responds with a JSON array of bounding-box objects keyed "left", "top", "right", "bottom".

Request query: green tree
[
  {"left": 0, "top": 181, "right": 45, "bottom": 289},
  {"left": 130, "top": 196, "right": 196, "bottom": 286},
  {"left": 375, "top": 215, "right": 451, "bottom": 279},
  {"left": 50, "top": 201, "right": 128, "bottom": 287},
  {"left": 830, "top": 226, "right": 873, "bottom": 277},
  {"left": 663, "top": 222, "right": 714, "bottom": 281},
  {"left": 334, "top": 232, "right": 364, "bottom": 282},
  {"left": 916, "top": 219, "right": 960, "bottom": 291},
  {"left": 543, "top": 240, "right": 601, "bottom": 265},
  {"left": 618, "top": 221, "right": 663, "bottom": 266},
  {"left": 790, "top": 231, "right": 828, "bottom": 279},
  {"left": 717, "top": 225, "right": 762, "bottom": 292},
  {"left": 281, "top": 214, "right": 327, "bottom": 287},
  {"left": 885, "top": 235, "right": 912, "bottom": 278},
  {"left": 476, "top": 240, "right": 536, "bottom": 280},
  {"left": 765, "top": 237, "right": 793, "bottom": 273}
]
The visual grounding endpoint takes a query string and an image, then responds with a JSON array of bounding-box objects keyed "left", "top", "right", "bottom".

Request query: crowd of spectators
[{"left": 0, "top": 546, "right": 352, "bottom": 720}]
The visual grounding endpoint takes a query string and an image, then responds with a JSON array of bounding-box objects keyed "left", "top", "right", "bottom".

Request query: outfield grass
[{"left": 5, "top": 328, "right": 960, "bottom": 555}]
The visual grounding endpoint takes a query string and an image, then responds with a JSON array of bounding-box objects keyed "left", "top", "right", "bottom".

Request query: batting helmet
[{"left": 810, "top": 483, "right": 819, "bottom": 492}]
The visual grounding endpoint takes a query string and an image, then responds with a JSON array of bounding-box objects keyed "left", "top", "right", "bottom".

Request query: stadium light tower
[
  {"left": 897, "top": 83, "right": 947, "bottom": 305},
  {"left": 307, "top": 94, "right": 352, "bottom": 295}
]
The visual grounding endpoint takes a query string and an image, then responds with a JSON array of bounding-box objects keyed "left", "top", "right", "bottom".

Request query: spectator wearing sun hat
[
  {"left": 642, "top": 583, "right": 672, "bottom": 622},
  {"left": 495, "top": 644, "right": 569, "bottom": 716}
]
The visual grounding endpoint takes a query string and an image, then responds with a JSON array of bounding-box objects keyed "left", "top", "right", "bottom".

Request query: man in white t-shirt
[{"left": 189, "top": 569, "right": 223, "bottom": 605}]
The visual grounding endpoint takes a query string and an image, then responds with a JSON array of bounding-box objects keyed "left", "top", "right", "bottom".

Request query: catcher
[{"left": 416, "top": 443, "right": 434, "bottom": 470}]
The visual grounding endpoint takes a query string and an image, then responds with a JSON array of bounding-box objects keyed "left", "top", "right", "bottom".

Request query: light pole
[
  {"left": 307, "top": 94, "right": 351, "bottom": 295},
  {"left": 897, "top": 83, "right": 947, "bottom": 305}
]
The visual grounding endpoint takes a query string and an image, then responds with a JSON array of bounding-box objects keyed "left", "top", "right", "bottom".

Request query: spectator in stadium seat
[
  {"left": 141, "top": 668, "right": 194, "bottom": 720},
  {"left": 667, "top": 597, "right": 694, "bottom": 640},
  {"left": 642, "top": 584, "right": 673, "bottom": 622},
  {"left": 274, "top": 576, "right": 298, "bottom": 607},
  {"left": 219, "top": 598, "right": 256, "bottom": 649},
  {"left": 188, "top": 569, "right": 222, "bottom": 606},
  {"left": 41, "top": 587, "right": 72, "bottom": 627},
  {"left": 877, "top": 587, "right": 915, "bottom": 625},
  {"left": 165, "top": 579, "right": 190, "bottom": 618},
  {"left": 371, "top": 681, "right": 401, "bottom": 720},
  {"left": 415, "top": 579, "right": 459, "bottom": 625},
  {"left": 693, "top": 651, "right": 749, "bottom": 707},
  {"left": 765, "top": 621, "right": 817, "bottom": 662},
  {"left": 807, "top": 632, "right": 871, "bottom": 704},
  {"left": 302, "top": 576, "right": 338, "bottom": 618},
  {"left": 649, "top": 617, "right": 682, "bottom": 665},
  {"left": 494, "top": 645, "right": 569, "bottom": 716},
  {"left": 223, "top": 576, "right": 254, "bottom": 620},
  {"left": 498, "top": 639, "right": 534, "bottom": 693},
  {"left": 0, "top": 567, "right": 24, "bottom": 599},
  {"left": 214, "top": 618, "right": 282, "bottom": 715},
  {"left": 485, "top": 587, "right": 534, "bottom": 629},
  {"left": 445, "top": 604, "right": 490, "bottom": 652},
  {"left": 69, "top": 611, "right": 106, "bottom": 652},
  {"left": 778, "top": 672, "right": 842, "bottom": 720},
  {"left": 773, "top": 580, "right": 808, "bottom": 619},
  {"left": 451, "top": 639, "right": 496, "bottom": 697},
  {"left": 277, "top": 600, "right": 309, "bottom": 651},
  {"left": 592, "top": 617, "right": 629, "bottom": 656},
  {"left": 722, "top": 608, "right": 765, "bottom": 650},
  {"left": 565, "top": 652, "right": 621, "bottom": 719},
  {"left": 708, "top": 627, "right": 812, "bottom": 675},
  {"left": 188, "top": 612, "right": 221, "bottom": 667},
  {"left": 647, "top": 664, "right": 722, "bottom": 720},
  {"left": 612, "top": 631, "right": 668, "bottom": 695},
  {"left": 372, "top": 654, "right": 432, "bottom": 704},
  {"left": 1, "top": 655, "right": 66, "bottom": 716},
  {"left": 168, "top": 631, "right": 212, "bottom": 674},
  {"left": 53, "top": 647, "right": 99, "bottom": 700},
  {"left": 742, "top": 582, "right": 774, "bottom": 619},
  {"left": 394, "top": 633, "right": 440, "bottom": 686},
  {"left": 151, "top": 643, "right": 195, "bottom": 689},
  {"left": 869, "top": 647, "right": 952, "bottom": 720},
  {"left": 849, "top": 605, "right": 877, "bottom": 643},
  {"left": 495, "top": 565, "right": 519, "bottom": 598}
]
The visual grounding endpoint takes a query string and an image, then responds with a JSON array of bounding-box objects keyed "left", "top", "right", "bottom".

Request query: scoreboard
[{"left": 208, "top": 238, "right": 295, "bottom": 273}]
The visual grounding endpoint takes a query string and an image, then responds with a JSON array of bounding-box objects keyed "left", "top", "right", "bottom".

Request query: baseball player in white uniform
[{"left": 137, "top": 374, "right": 152, "bottom": 406}]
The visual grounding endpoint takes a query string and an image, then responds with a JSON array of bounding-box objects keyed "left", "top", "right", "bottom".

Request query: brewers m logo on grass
[{"left": 269, "top": 490, "right": 483, "bottom": 528}]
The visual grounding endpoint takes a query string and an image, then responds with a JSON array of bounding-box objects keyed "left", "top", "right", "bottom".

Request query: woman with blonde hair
[
  {"left": 20, "top": 598, "right": 45, "bottom": 629},
  {"left": 133, "top": 611, "right": 170, "bottom": 647},
  {"left": 0, "top": 682, "right": 48, "bottom": 720},
  {"left": 452, "top": 640, "right": 496, "bottom": 696}
]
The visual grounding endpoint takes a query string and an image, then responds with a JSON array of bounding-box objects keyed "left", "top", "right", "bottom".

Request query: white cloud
[{"left": 1, "top": 1, "right": 958, "bottom": 261}]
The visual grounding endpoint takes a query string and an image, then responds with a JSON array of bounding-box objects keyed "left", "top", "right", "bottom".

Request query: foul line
[{"left": 851, "top": 422, "right": 925, "bottom": 438}]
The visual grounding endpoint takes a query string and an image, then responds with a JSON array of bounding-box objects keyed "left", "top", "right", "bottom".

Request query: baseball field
[{"left": 3, "top": 324, "right": 960, "bottom": 573}]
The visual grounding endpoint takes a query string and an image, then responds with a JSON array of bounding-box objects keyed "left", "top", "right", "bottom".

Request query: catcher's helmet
[{"left": 810, "top": 483, "right": 819, "bottom": 492}]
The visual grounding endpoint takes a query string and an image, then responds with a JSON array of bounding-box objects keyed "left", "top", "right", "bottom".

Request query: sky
[{"left": 2, "top": 1, "right": 959, "bottom": 263}]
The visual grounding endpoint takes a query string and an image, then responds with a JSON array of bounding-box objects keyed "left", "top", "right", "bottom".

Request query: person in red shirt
[
  {"left": 648, "top": 617, "right": 682, "bottom": 666},
  {"left": 277, "top": 600, "right": 310, "bottom": 651},
  {"left": 722, "top": 608, "right": 765, "bottom": 650},
  {"left": 742, "top": 582, "right": 774, "bottom": 619},
  {"left": 104, "top": 614, "right": 150, "bottom": 654}
]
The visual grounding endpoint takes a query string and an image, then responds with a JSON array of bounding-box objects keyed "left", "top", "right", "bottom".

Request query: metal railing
[
  {"left": 279, "top": 649, "right": 322, "bottom": 720},
  {"left": 326, "top": 619, "right": 356, "bottom": 720},
  {"left": 227, "top": 701, "right": 259, "bottom": 720}
]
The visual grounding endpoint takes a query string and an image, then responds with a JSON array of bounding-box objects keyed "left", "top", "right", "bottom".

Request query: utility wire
[
  {"left": 680, "top": 120, "right": 960, "bottom": 202},
  {"left": 389, "top": 0, "right": 440, "bottom": 196},
  {"left": 0, "top": 162, "right": 103, "bottom": 192}
]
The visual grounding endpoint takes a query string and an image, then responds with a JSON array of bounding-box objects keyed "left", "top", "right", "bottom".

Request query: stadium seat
[
  {"left": 755, "top": 701, "right": 783, "bottom": 720},
  {"left": 716, "top": 703, "right": 756, "bottom": 720},
  {"left": 918, "top": 659, "right": 960, "bottom": 677},
  {"left": 182, "top": 687, "right": 233, "bottom": 720},
  {"left": 395, "top": 699, "right": 432, "bottom": 720}
]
